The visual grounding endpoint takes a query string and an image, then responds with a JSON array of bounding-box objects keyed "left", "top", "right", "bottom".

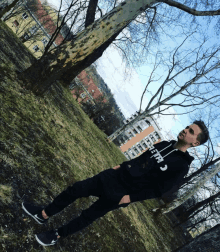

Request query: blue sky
[
  {"left": 45, "top": 1, "right": 220, "bottom": 209},
  {"left": 46, "top": 0, "right": 188, "bottom": 138},
  {"left": 45, "top": 0, "right": 220, "bottom": 144},
  {"left": 94, "top": 45, "right": 184, "bottom": 139}
]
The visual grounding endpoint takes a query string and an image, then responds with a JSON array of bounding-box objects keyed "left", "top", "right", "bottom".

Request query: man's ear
[{"left": 192, "top": 141, "right": 200, "bottom": 147}]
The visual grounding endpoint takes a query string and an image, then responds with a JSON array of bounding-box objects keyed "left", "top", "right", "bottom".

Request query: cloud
[{"left": 96, "top": 45, "right": 145, "bottom": 117}]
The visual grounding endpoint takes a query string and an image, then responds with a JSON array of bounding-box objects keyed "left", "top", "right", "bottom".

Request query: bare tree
[
  {"left": 1, "top": 0, "right": 26, "bottom": 21},
  {"left": 107, "top": 34, "right": 220, "bottom": 142},
  {"left": 17, "top": 0, "right": 220, "bottom": 95},
  {"left": 0, "top": 0, "right": 20, "bottom": 19},
  {"left": 163, "top": 109, "right": 220, "bottom": 231},
  {"left": 2, "top": 0, "right": 64, "bottom": 53},
  {"left": 173, "top": 224, "right": 220, "bottom": 252},
  {"left": 161, "top": 129, "right": 220, "bottom": 234},
  {"left": 41, "top": 0, "right": 87, "bottom": 56},
  {"left": 2, "top": 0, "right": 86, "bottom": 55},
  {"left": 152, "top": 161, "right": 220, "bottom": 215},
  {"left": 173, "top": 190, "right": 220, "bottom": 228}
]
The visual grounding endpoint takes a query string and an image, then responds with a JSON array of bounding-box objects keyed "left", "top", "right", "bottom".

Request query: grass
[{"left": 0, "top": 19, "right": 190, "bottom": 251}]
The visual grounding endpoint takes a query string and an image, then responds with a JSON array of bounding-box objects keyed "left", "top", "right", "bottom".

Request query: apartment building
[
  {"left": 70, "top": 71, "right": 108, "bottom": 106},
  {"left": 117, "top": 112, "right": 163, "bottom": 160},
  {"left": 3, "top": 0, "right": 72, "bottom": 58}
]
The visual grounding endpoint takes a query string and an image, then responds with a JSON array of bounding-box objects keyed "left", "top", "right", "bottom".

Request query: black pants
[{"left": 44, "top": 167, "right": 156, "bottom": 237}]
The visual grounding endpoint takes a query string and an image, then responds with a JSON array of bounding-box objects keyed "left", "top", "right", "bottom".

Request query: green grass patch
[{"left": 0, "top": 20, "right": 190, "bottom": 252}]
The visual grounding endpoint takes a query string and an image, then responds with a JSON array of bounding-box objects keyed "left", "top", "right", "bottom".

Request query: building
[
  {"left": 3, "top": 0, "right": 73, "bottom": 58},
  {"left": 0, "top": 0, "right": 14, "bottom": 10},
  {"left": 70, "top": 70, "right": 108, "bottom": 106},
  {"left": 116, "top": 112, "right": 163, "bottom": 160}
]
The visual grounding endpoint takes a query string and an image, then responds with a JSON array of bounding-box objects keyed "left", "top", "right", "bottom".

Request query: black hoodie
[{"left": 118, "top": 140, "right": 194, "bottom": 203}]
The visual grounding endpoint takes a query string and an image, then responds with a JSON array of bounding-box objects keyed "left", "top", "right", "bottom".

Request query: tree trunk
[
  {"left": 17, "top": 0, "right": 220, "bottom": 95},
  {"left": 153, "top": 162, "right": 220, "bottom": 214},
  {"left": 173, "top": 224, "right": 220, "bottom": 252},
  {"left": 60, "top": 25, "right": 124, "bottom": 86},
  {"left": 19, "top": 0, "right": 158, "bottom": 95},
  {"left": 85, "top": 0, "right": 99, "bottom": 28}
]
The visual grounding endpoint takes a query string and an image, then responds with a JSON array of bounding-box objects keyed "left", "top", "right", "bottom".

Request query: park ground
[{"left": 0, "top": 19, "right": 191, "bottom": 251}]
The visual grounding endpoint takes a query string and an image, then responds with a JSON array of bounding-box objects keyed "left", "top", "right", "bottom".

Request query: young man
[{"left": 22, "top": 120, "right": 209, "bottom": 246}]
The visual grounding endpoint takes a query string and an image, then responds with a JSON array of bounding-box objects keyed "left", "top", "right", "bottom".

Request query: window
[
  {"left": 123, "top": 136, "right": 128, "bottom": 142},
  {"left": 22, "top": 12, "right": 28, "bottom": 19},
  {"left": 140, "top": 121, "right": 146, "bottom": 128},
  {"left": 80, "top": 93, "right": 86, "bottom": 99},
  {"left": 146, "top": 139, "right": 151, "bottom": 145},
  {"left": 137, "top": 144, "right": 143, "bottom": 151},
  {"left": 133, "top": 128, "right": 138, "bottom": 134},
  {"left": 42, "top": 37, "right": 48, "bottom": 46},
  {"left": 24, "top": 32, "right": 30, "bottom": 40},
  {"left": 155, "top": 132, "right": 160, "bottom": 139},
  {"left": 145, "top": 120, "right": 151, "bottom": 126},
  {"left": 142, "top": 142, "right": 147, "bottom": 148},
  {"left": 150, "top": 135, "right": 155, "bottom": 142},
  {"left": 134, "top": 148, "right": 139, "bottom": 154},
  {"left": 29, "top": 25, "right": 38, "bottom": 35},
  {"left": 33, "top": 45, "right": 40, "bottom": 52},
  {"left": 128, "top": 131, "right": 133, "bottom": 138},
  {"left": 137, "top": 125, "right": 142, "bottom": 132},
  {"left": 13, "top": 20, "right": 19, "bottom": 27},
  {"left": 20, "top": 32, "right": 30, "bottom": 42}
]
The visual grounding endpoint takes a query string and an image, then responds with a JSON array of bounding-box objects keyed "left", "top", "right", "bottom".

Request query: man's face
[{"left": 178, "top": 124, "right": 202, "bottom": 147}]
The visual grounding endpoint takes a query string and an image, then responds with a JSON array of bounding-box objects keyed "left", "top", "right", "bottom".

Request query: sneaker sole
[
  {"left": 22, "top": 202, "right": 45, "bottom": 225},
  {"left": 35, "top": 234, "right": 57, "bottom": 246}
]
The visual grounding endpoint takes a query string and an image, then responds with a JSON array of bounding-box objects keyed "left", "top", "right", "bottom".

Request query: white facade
[{"left": 118, "top": 112, "right": 163, "bottom": 160}]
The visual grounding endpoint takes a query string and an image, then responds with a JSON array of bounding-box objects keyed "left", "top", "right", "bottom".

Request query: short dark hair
[{"left": 193, "top": 120, "right": 209, "bottom": 145}]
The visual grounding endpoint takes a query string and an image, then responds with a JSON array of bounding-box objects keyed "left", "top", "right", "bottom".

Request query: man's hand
[
  {"left": 119, "top": 195, "right": 131, "bottom": 205},
  {"left": 112, "top": 165, "right": 120, "bottom": 170}
]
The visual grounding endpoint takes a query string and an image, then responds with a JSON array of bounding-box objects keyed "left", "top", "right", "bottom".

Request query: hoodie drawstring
[
  {"left": 162, "top": 149, "right": 178, "bottom": 159},
  {"left": 150, "top": 143, "right": 178, "bottom": 159},
  {"left": 158, "top": 143, "right": 172, "bottom": 154}
]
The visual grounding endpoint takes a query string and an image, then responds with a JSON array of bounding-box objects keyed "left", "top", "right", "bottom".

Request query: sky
[
  {"left": 94, "top": 45, "right": 182, "bottom": 139},
  {"left": 44, "top": 0, "right": 220, "bottom": 148},
  {"left": 46, "top": 0, "right": 190, "bottom": 140},
  {"left": 45, "top": 0, "right": 220, "bottom": 217}
]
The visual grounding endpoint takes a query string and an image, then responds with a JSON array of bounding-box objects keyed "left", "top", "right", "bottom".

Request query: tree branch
[{"left": 161, "top": 0, "right": 220, "bottom": 16}]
